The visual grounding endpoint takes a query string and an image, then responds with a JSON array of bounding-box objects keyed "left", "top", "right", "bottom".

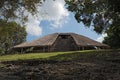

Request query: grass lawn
[
  {"left": 0, "top": 50, "right": 95, "bottom": 62},
  {"left": 0, "top": 49, "right": 119, "bottom": 62}
]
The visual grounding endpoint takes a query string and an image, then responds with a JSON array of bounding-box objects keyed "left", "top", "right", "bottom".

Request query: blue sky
[
  {"left": 27, "top": 13, "right": 101, "bottom": 42},
  {"left": 26, "top": 0, "right": 104, "bottom": 42}
]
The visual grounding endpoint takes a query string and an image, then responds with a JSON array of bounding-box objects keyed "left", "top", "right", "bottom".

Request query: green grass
[
  {"left": 0, "top": 49, "right": 119, "bottom": 62},
  {"left": 0, "top": 52, "right": 64, "bottom": 62},
  {"left": 47, "top": 49, "right": 120, "bottom": 62},
  {"left": 0, "top": 50, "right": 95, "bottom": 62}
]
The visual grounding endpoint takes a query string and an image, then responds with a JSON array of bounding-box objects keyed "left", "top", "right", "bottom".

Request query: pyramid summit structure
[{"left": 14, "top": 33, "right": 109, "bottom": 53}]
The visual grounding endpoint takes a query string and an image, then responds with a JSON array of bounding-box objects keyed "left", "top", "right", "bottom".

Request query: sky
[{"left": 25, "top": 0, "right": 105, "bottom": 42}]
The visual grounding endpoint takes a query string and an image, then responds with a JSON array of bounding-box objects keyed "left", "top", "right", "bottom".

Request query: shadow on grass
[{"left": 47, "top": 50, "right": 120, "bottom": 62}]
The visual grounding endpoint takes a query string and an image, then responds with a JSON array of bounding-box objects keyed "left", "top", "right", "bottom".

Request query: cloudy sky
[{"left": 25, "top": 0, "right": 105, "bottom": 42}]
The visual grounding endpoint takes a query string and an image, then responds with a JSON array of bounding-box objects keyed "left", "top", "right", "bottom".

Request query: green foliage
[
  {"left": 0, "top": 20, "right": 27, "bottom": 54},
  {"left": 0, "top": 0, "right": 42, "bottom": 22},
  {"left": 66, "top": 0, "right": 120, "bottom": 48},
  {"left": 103, "top": 24, "right": 120, "bottom": 48},
  {"left": 65, "top": 0, "right": 120, "bottom": 33},
  {"left": 0, "top": 50, "right": 119, "bottom": 62},
  {"left": 102, "top": 9, "right": 120, "bottom": 48}
]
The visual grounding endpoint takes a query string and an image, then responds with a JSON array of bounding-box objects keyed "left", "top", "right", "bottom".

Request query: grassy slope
[
  {"left": 0, "top": 49, "right": 119, "bottom": 62},
  {"left": 0, "top": 50, "right": 95, "bottom": 62},
  {"left": 47, "top": 49, "right": 120, "bottom": 62},
  {"left": 0, "top": 49, "right": 120, "bottom": 80}
]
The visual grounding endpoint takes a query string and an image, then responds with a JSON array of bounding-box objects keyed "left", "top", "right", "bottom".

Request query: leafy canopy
[
  {"left": 103, "top": 20, "right": 120, "bottom": 48},
  {"left": 0, "top": 19, "right": 27, "bottom": 54},
  {"left": 0, "top": 0, "right": 43, "bottom": 23},
  {"left": 65, "top": 0, "right": 120, "bottom": 48},
  {"left": 65, "top": 0, "right": 120, "bottom": 33}
]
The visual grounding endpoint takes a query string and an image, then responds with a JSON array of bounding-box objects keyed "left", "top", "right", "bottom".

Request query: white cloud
[
  {"left": 96, "top": 33, "right": 107, "bottom": 43},
  {"left": 26, "top": 17, "right": 42, "bottom": 36},
  {"left": 37, "top": 0, "right": 69, "bottom": 28},
  {"left": 21, "top": 0, "right": 69, "bottom": 36}
]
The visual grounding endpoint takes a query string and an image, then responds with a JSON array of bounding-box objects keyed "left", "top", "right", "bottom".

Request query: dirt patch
[{"left": 0, "top": 59, "right": 120, "bottom": 80}]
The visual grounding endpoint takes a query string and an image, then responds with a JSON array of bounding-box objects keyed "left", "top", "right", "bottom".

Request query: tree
[
  {"left": 65, "top": 0, "right": 120, "bottom": 33},
  {"left": 65, "top": 0, "right": 120, "bottom": 48},
  {"left": 0, "top": 0, "right": 43, "bottom": 54},
  {"left": 103, "top": 19, "right": 120, "bottom": 48},
  {"left": 0, "top": 0, "right": 43, "bottom": 23},
  {"left": 0, "top": 20, "right": 26, "bottom": 54}
]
